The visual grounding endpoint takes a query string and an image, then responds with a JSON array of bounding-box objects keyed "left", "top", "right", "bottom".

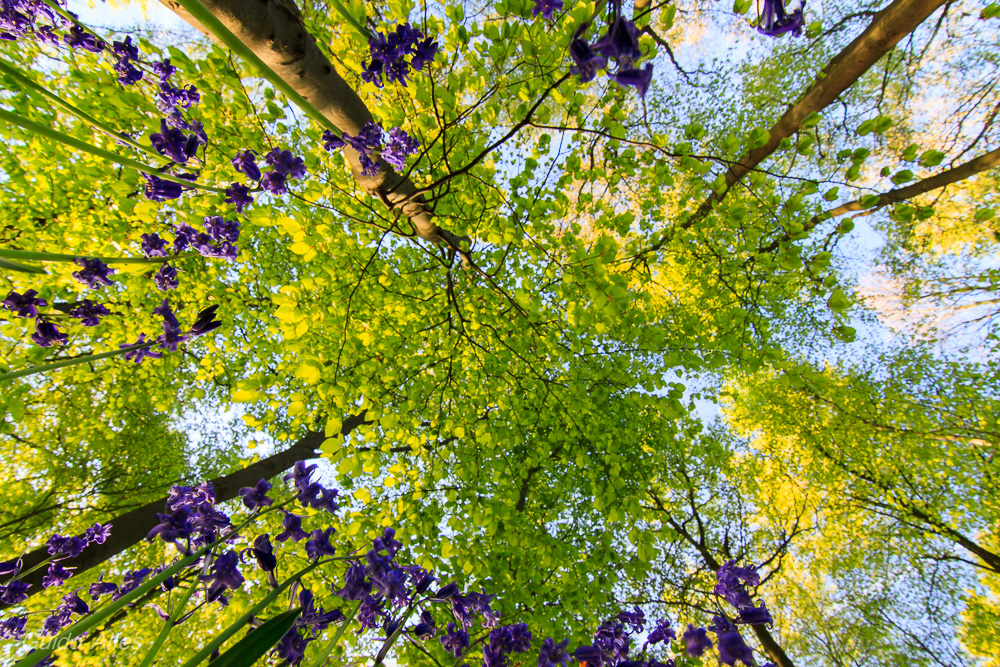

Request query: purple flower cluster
[
  {"left": 261, "top": 148, "right": 307, "bottom": 195},
  {"left": 154, "top": 58, "right": 200, "bottom": 114},
  {"left": 569, "top": 14, "right": 654, "bottom": 97},
  {"left": 361, "top": 22, "right": 438, "bottom": 88},
  {"left": 149, "top": 117, "right": 201, "bottom": 164},
  {"left": 715, "top": 560, "right": 773, "bottom": 627},
  {"left": 72, "top": 257, "right": 115, "bottom": 290},
  {"left": 112, "top": 35, "right": 142, "bottom": 85},
  {"left": 0, "top": 523, "right": 109, "bottom": 627},
  {"left": 70, "top": 299, "right": 110, "bottom": 326},
  {"left": 0, "top": 0, "right": 65, "bottom": 42},
  {"left": 323, "top": 123, "right": 420, "bottom": 177},
  {"left": 64, "top": 25, "right": 104, "bottom": 53},
  {"left": 757, "top": 0, "right": 805, "bottom": 37},
  {"left": 147, "top": 481, "right": 231, "bottom": 551},
  {"left": 173, "top": 216, "right": 241, "bottom": 261},
  {"left": 283, "top": 462, "right": 341, "bottom": 514},
  {"left": 3, "top": 288, "right": 74, "bottom": 348}
]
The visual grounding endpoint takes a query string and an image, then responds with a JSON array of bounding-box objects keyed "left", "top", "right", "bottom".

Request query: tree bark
[
  {"left": 688, "top": 0, "right": 950, "bottom": 223},
  {"left": 159, "top": 0, "right": 466, "bottom": 250},
  {"left": 757, "top": 145, "right": 1000, "bottom": 253},
  {"left": 16, "top": 412, "right": 367, "bottom": 599}
]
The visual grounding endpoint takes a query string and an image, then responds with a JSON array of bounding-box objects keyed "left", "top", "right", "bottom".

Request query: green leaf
[
  {"left": 919, "top": 150, "right": 946, "bottom": 167},
  {"left": 890, "top": 169, "right": 914, "bottom": 185},
  {"left": 733, "top": 0, "right": 753, "bottom": 15},
  {"left": 859, "top": 194, "right": 882, "bottom": 209},
  {"left": 981, "top": 1, "right": 1000, "bottom": 18},
  {"left": 207, "top": 609, "right": 302, "bottom": 667},
  {"left": 0, "top": 257, "right": 46, "bottom": 274}
]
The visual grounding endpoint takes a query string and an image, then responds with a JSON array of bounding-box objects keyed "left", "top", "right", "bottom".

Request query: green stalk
[
  {"left": 0, "top": 108, "right": 227, "bottom": 193},
  {"left": 373, "top": 601, "right": 417, "bottom": 666},
  {"left": 0, "top": 59, "right": 168, "bottom": 161},
  {"left": 169, "top": 0, "right": 342, "bottom": 135},
  {"left": 177, "top": 561, "right": 320, "bottom": 667},
  {"left": 327, "top": 0, "right": 374, "bottom": 40},
  {"left": 39, "top": 0, "right": 85, "bottom": 28},
  {"left": 0, "top": 248, "right": 189, "bottom": 265},
  {"left": 0, "top": 343, "right": 153, "bottom": 383},
  {"left": 137, "top": 574, "right": 203, "bottom": 667},
  {"left": 303, "top": 600, "right": 362, "bottom": 667}
]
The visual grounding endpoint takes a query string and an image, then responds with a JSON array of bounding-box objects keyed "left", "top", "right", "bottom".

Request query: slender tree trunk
[
  {"left": 758, "top": 146, "right": 1000, "bottom": 252},
  {"left": 688, "top": 0, "right": 951, "bottom": 220},
  {"left": 16, "top": 413, "right": 367, "bottom": 599},
  {"left": 159, "top": 0, "right": 466, "bottom": 250}
]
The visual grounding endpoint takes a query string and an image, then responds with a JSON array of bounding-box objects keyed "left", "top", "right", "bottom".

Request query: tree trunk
[
  {"left": 688, "top": 0, "right": 951, "bottom": 221},
  {"left": 16, "top": 412, "right": 367, "bottom": 599},
  {"left": 160, "top": 0, "right": 466, "bottom": 250}
]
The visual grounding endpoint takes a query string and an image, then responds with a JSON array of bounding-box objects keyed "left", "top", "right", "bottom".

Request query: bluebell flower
[
  {"left": 594, "top": 619, "right": 629, "bottom": 663},
  {"left": 140, "top": 232, "right": 170, "bottom": 258},
  {"left": 201, "top": 550, "right": 244, "bottom": 601},
  {"left": 613, "top": 63, "right": 654, "bottom": 97},
  {"left": 322, "top": 130, "right": 345, "bottom": 151},
  {"left": 644, "top": 618, "right": 675, "bottom": 646},
  {"left": 682, "top": 624, "right": 712, "bottom": 657},
  {"left": 41, "top": 610, "right": 72, "bottom": 636},
  {"left": 61, "top": 589, "right": 89, "bottom": 615},
  {"left": 264, "top": 148, "right": 307, "bottom": 179},
  {"left": 224, "top": 183, "right": 254, "bottom": 212},
  {"left": 357, "top": 594, "right": 386, "bottom": 630},
  {"left": 573, "top": 645, "right": 604, "bottom": 667},
  {"left": 3, "top": 289, "right": 47, "bottom": 318},
  {"left": 0, "top": 579, "right": 30, "bottom": 605},
  {"left": 736, "top": 602, "right": 773, "bottom": 627},
  {"left": 31, "top": 319, "right": 68, "bottom": 347},
  {"left": 569, "top": 39, "right": 607, "bottom": 83},
  {"left": 201, "top": 241, "right": 239, "bottom": 261},
  {"left": 0, "top": 616, "right": 26, "bottom": 640},
  {"left": 381, "top": 127, "right": 420, "bottom": 171},
  {"left": 153, "top": 59, "right": 177, "bottom": 82},
  {"left": 85, "top": 523, "right": 112, "bottom": 544},
  {"left": 150, "top": 118, "right": 200, "bottom": 163},
  {"left": 46, "top": 534, "right": 88, "bottom": 559},
  {"left": 112, "top": 568, "right": 152, "bottom": 600},
  {"left": 143, "top": 174, "right": 186, "bottom": 201},
  {"left": 245, "top": 534, "right": 278, "bottom": 577},
  {"left": 120, "top": 333, "right": 163, "bottom": 364},
  {"left": 72, "top": 257, "right": 115, "bottom": 290},
  {"left": 373, "top": 527, "right": 402, "bottom": 558},
  {"left": 433, "top": 582, "right": 460, "bottom": 600},
  {"left": 0, "top": 559, "right": 19, "bottom": 577},
  {"left": 413, "top": 609, "right": 437, "bottom": 639},
  {"left": 231, "top": 150, "right": 261, "bottom": 181},
  {"left": 532, "top": 0, "right": 563, "bottom": 20},
  {"left": 154, "top": 264, "right": 179, "bottom": 291},
  {"left": 538, "top": 637, "right": 570, "bottom": 667},
  {"left": 592, "top": 16, "right": 643, "bottom": 67},
  {"left": 157, "top": 82, "right": 200, "bottom": 113},
  {"left": 711, "top": 616, "right": 754, "bottom": 666},
  {"left": 69, "top": 299, "right": 109, "bottom": 326},
  {"left": 617, "top": 607, "right": 646, "bottom": 633},
  {"left": 42, "top": 563, "right": 74, "bottom": 588},
  {"left": 490, "top": 622, "right": 533, "bottom": 653},
  {"left": 63, "top": 25, "right": 103, "bottom": 52},
  {"left": 757, "top": 0, "right": 805, "bottom": 37},
  {"left": 410, "top": 37, "right": 439, "bottom": 71},
  {"left": 276, "top": 511, "right": 309, "bottom": 542},
  {"left": 261, "top": 171, "right": 288, "bottom": 195},
  {"left": 440, "top": 622, "right": 470, "bottom": 656},
  {"left": 335, "top": 562, "right": 372, "bottom": 600},
  {"left": 113, "top": 36, "right": 143, "bottom": 85},
  {"left": 89, "top": 575, "right": 119, "bottom": 600},
  {"left": 715, "top": 560, "right": 758, "bottom": 610},
  {"left": 204, "top": 216, "right": 241, "bottom": 243},
  {"left": 305, "top": 528, "right": 337, "bottom": 560},
  {"left": 238, "top": 479, "right": 274, "bottom": 511}
]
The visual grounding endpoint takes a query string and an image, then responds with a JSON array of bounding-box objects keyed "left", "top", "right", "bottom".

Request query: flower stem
[
  {"left": 0, "top": 59, "right": 168, "bottom": 162},
  {"left": 303, "top": 599, "right": 363, "bottom": 667},
  {"left": 0, "top": 343, "right": 153, "bottom": 383},
  {"left": 0, "top": 107, "right": 227, "bottom": 193},
  {"left": 327, "top": 0, "right": 374, "bottom": 40},
  {"left": 136, "top": 575, "right": 202, "bottom": 667},
  {"left": 178, "top": 561, "right": 320, "bottom": 667},
  {"left": 169, "top": 0, "right": 343, "bottom": 135}
]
